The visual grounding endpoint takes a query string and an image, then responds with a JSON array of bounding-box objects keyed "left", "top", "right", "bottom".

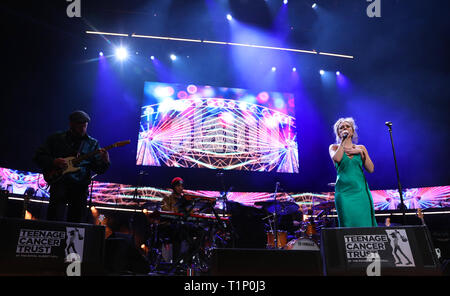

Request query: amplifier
[
  {"left": 320, "top": 226, "right": 441, "bottom": 276},
  {"left": 0, "top": 217, "right": 105, "bottom": 275}
]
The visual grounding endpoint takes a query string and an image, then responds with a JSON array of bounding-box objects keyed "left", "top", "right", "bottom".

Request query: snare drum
[
  {"left": 285, "top": 237, "right": 320, "bottom": 251},
  {"left": 266, "top": 231, "right": 288, "bottom": 248}
]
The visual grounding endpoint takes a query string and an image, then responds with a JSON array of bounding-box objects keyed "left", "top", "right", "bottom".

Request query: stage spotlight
[
  {"left": 150, "top": 55, "right": 155, "bottom": 60},
  {"left": 115, "top": 47, "right": 128, "bottom": 61},
  {"left": 312, "top": 3, "right": 317, "bottom": 9},
  {"left": 336, "top": 71, "right": 341, "bottom": 75},
  {"left": 283, "top": 0, "right": 288, "bottom": 4},
  {"left": 271, "top": 66, "right": 276, "bottom": 72},
  {"left": 170, "top": 54, "right": 177, "bottom": 61},
  {"left": 99, "top": 51, "right": 104, "bottom": 57},
  {"left": 227, "top": 14, "right": 232, "bottom": 21},
  {"left": 292, "top": 67, "right": 297, "bottom": 72},
  {"left": 319, "top": 69, "right": 325, "bottom": 75}
]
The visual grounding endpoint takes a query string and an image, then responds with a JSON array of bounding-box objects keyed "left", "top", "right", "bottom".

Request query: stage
[
  {"left": 0, "top": 193, "right": 448, "bottom": 277},
  {"left": 1, "top": 0, "right": 450, "bottom": 282}
]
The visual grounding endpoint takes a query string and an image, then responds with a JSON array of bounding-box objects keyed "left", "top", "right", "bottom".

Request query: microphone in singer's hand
[{"left": 342, "top": 132, "right": 349, "bottom": 140}]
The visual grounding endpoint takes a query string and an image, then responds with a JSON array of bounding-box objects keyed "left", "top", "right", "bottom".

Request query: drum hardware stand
[
  {"left": 216, "top": 171, "right": 237, "bottom": 247},
  {"left": 216, "top": 170, "right": 230, "bottom": 218},
  {"left": 167, "top": 199, "right": 215, "bottom": 275},
  {"left": 272, "top": 182, "right": 281, "bottom": 249},
  {"left": 86, "top": 174, "right": 97, "bottom": 223},
  {"left": 130, "top": 170, "right": 147, "bottom": 243},
  {"left": 386, "top": 121, "right": 407, "bottom": 225},
  {"left": 169, "top": 218, "right": 209, "bottom": 275}
]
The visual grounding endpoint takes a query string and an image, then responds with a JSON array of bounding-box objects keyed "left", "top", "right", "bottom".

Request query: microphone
[
  {"left": 385, "top": 121, "right": 392, "bottom": 127},
  {"left": 342, "top": 131, "right": 349, "bottom": 140}
]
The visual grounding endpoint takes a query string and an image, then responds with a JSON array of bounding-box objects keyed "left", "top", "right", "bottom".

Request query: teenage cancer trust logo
[{"left": 16, "top": 229, "right": 66, "bottom": 257}]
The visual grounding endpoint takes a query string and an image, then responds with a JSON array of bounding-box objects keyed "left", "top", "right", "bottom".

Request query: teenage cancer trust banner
[
  {"left": 321, "top": 226, "right": 441, "bottom": 275},
  {"left": 0, "top": 218, "right": 104, "bottom": 275}
]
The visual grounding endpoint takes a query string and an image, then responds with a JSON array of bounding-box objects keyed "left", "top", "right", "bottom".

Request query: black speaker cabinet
[
  {"left": 0, "top": 217, "right": 105, "bottom": 275},
  {"left": 209, "top": 248, "right": 323, "bottom": 276},
  {"left": 321, "top": 226, "right": 441, "bottom": 276}
]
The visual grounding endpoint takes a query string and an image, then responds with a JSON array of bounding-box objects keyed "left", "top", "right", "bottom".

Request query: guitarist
[{"left": 33, "top": 110, "right": 110, "bottom": 223}]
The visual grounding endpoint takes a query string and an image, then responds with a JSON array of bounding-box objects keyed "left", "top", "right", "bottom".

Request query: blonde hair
[{"left": 333, "top": 117, "right": 358, "bottom": 144}]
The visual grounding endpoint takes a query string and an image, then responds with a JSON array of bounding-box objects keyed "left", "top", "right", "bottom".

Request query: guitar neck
[
  {"left": 73, "top": 143, "right": 115, "bottom": 164},
  {"left": 71, "top": 140, "right": 130, "bottom": 165}
]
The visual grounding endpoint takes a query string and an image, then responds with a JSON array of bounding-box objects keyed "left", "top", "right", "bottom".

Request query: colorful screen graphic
[
  {"left": 136, "top": 82, "right": 298, "bottom": 173},
  {"left": 1, "top": 167, "right": 449, "bottom": 211}
]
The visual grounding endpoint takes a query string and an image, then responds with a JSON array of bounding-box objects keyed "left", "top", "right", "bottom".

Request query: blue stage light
[
  {"left": 319, "top": 69, "right": 325, "bottom": 75},
  {"left": 227, "top": 14, "right": 232, "bottom": 21},
  {"left": 283, "top": 0, "right": 288, "bottom": 4},
  {"left": 99, "top": 51, "right": 104, "bottom": 57},
  {"left": 170, "top": 54, "right": 177, "bottom": 61},
  {"left": 115, "top": 47, "right": 128, "bottom": 61},
  {"left": 150, "top": 56, "right": 155, "bottom": 60},
  {"left": 312, "top": 3, "right": 317, "bottom": 9},
  {"left": 292, "top": 67, "right": 297, "bottom": 72},
  {"left": 336, "top": 71, "right": 341, "bottom": 75},
  {"left": 271, "top": 67, "right": 276, "bottom": 72}
]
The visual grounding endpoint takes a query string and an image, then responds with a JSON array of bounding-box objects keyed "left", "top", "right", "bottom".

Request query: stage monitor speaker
[
  {"left": 320, "top": 225, "right": 441, "bottom": 276},
  {"left": 209, "top": 248, "right": 323, "bottom": 276},
  {"left": 0, "top": 217, "right": 105, "bottom": 275}
]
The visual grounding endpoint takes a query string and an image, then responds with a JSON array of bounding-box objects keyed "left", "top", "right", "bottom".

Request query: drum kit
[
  {"left": 143, "top": 195, "right": 233, "bottom": 275},
  {"left": 255, "top": 198, "right": 335, "bottom": 251},
  {"left": 141, "top": 193, "right": 335, "bottom": 274}
]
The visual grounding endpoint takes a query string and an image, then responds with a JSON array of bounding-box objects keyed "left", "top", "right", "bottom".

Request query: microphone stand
[{"left": 386, "top": 122, "right": 407, "bottom": 225}]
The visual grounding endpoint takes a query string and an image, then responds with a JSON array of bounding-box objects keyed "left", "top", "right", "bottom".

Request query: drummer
[
  {"left": 162, "top": 177, "right": 198, "bottom": 214},
  {"left": 160, "top": 177, "right": 204, "bottom": 271}
]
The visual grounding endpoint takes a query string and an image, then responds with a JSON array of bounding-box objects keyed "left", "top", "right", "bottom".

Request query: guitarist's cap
[
  {"left": 171, "top": 177, "right": 183, "bottom": 188},
  {"left": 69, "top": 110, "right": 91, "bottom": 123}
]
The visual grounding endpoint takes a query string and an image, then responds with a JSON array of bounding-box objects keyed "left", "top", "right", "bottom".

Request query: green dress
[{"left": 334, "top": 153, "right": 377, "bottom": 227}]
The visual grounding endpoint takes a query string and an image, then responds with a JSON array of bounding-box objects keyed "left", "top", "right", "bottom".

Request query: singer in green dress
[{"left": 329, "top": 117, "right": 377, "bottom": 227}]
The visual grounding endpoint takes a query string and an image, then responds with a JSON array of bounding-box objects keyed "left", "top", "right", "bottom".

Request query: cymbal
[{"left": 255, "top": 200, "right": 299, "bottom": 215}]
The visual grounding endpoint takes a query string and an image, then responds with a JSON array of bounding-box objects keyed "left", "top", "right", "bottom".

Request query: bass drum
[{"left": 285, "top": 238, "right": 320, "bottom": 251}]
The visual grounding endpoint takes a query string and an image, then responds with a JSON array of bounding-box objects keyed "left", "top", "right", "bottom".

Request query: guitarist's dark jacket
[{"left": 33, "top": 130, "right": 110, "bottom": 187}]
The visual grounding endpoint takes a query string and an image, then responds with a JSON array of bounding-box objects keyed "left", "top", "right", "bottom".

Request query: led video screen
[{"left": 136, "top": 82, "right": 298, "bottom": 173}]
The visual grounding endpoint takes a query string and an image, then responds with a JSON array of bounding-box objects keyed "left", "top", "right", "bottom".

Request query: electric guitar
[{"left": 43, "top": 140, "right": 130, "bottom": 184}]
